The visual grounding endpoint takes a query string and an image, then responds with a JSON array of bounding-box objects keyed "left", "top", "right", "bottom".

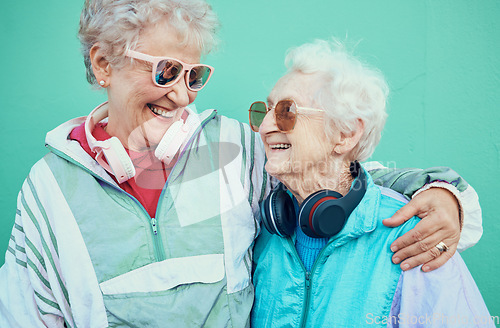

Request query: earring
[{"left": 99, "top": 80, "right": 106, "bottom": 86}]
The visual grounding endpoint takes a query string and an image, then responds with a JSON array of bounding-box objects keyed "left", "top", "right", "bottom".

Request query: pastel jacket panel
[{"left": 0, "top": 108, "right": 270, "bottom": 328}]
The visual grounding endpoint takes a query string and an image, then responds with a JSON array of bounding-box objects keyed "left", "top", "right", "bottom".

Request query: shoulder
[
  {"left": 372, "top": 185, "right": 419, "bottom": 235},
  {"left": 27, "top": 155, "right": 59, "bottom": 185},
  {"left": 376, "top": 186, "right": 412, "bottom": 219},
  {"left": 202, "top": 112, "right": 244, "bottom": 137},
  {"left": 356, "top": 168, "right": 410, "bottom": 222},
  {"left": 378, "top": 186, "right": 409, "bottom": 205},
  {"left": 213, "top": 114, "right": 264, "bottom": 153},
  {"left": 217, "top": 114, "right": 254, "bottom": 136}
]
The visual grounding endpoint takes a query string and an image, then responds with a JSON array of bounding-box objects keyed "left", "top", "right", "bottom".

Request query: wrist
[{"left": 413, "top": 181, "right": 463, "bottom": 230}]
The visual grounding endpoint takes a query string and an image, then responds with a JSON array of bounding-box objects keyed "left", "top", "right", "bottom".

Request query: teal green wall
[{"left": 1, "top": 0, "right": 499, "bottom": 323}]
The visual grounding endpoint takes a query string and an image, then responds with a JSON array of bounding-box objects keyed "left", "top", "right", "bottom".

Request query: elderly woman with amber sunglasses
[
  {"left": 250, "top": 39, "right": 493, "bottom": 327},
  {"left": 0, "top": 0, "right": 483, "bottom": 326}
]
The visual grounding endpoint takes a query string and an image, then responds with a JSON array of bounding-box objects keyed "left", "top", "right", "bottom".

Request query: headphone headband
[
  {"left": 338, "top": 161, "right": 367, "bottom": 219},
  {"left": 84, "top": 102, "right": 109, "bottom": 152}
]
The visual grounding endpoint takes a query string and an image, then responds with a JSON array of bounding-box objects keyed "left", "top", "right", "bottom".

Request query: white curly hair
[
  {"left": 78, "top": 0, "right": 219, "bottom": 86},
  {"left": 284, "top": 39, "right": 389, "bottom": 161}
]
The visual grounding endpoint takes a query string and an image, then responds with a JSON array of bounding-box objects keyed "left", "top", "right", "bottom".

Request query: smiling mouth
[
  {"left": 147, "top": 104, "right": 177, "bottom": 118},
  {"left": 270, "top": 143, "right": 291, "bottom": 150}
]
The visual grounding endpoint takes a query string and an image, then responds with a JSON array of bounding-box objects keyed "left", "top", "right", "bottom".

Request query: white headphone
[{"left": 85, "top": 102, "right": 198, "bottom": 183}]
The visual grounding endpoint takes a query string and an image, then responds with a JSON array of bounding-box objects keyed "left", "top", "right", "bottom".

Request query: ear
[
  {"left": 333, "top": 119, "right": 365, "bottom": 155},
  {"left": 89, "top": 43, "right": 111, "bottom": 84}
]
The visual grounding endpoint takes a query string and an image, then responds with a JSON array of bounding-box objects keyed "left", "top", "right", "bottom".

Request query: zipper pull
[
  {"left": 151, "top": 218, "right": 158, "bottom": 235},
  {"left": 305, "top": 271, "right": 311, "bottom": 288}
]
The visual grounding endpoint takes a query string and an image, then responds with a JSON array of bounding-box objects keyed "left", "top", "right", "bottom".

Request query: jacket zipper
[
  {"left": 149, "top": 217, "right": 166, "bottom": 261},
  {"left": 46, "top": 110, "right": 217, "bottom": 263},
  {"left": 47, "top": 145, "right": 165, "bottom": 262},
  {"left": 287, "top": 237, "right": 332, "bottom": 328},
  {"left": 302, "top": 271, "right": 312, "bottom": 328},
  {"left": 47, "top": 146, "right": 166, "bottom": 261},
  {"left": 286, "top": 238, "right": 311, "bottom": 327},
  {"left": 151, "top": 111, "right": 216, "bottom": 261}
]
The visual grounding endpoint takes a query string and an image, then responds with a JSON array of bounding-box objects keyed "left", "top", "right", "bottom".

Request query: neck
[{"left": 280, "top": 159, "right": 354, "bottom": 205}]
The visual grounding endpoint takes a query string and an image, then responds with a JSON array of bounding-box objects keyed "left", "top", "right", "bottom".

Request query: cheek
[
  {"left": 290, "top": 123, "right": 331, "bottom": 163},
  {"left": 118, "top": 77, "right": 154, "bottom": 100},
  {"left": 187, "top": 91, "right": 198, "bottom": 105},
  {"left": 127, "top": 70, "right": 161, "bottom": 95}
]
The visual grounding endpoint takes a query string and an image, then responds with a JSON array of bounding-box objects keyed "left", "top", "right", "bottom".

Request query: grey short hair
[
  {"left": 78, "top": 0, "right": 219, "bottom": 86},
  {"left": 284, "top": 39, "right": 389, "bottom": 162}
]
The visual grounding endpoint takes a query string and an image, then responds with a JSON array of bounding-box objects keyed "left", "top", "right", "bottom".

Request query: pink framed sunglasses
[{"left": 125, "top": 49, "right": 214, "bottom": 91}]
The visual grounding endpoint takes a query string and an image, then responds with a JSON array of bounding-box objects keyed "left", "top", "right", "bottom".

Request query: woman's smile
[{"left": 147, "top": 103, "right": 180, "bottom": 119}]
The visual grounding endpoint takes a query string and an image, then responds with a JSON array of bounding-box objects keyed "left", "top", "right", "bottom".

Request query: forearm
[
  {"left": 0, "top": 194, "right": 65, "bottom": 327},
  {"left": 365, "top": 161, "right": 468, "bottom": 199},
  {"left": 366, "top": 161, "right": 482, "bottom": 251}
]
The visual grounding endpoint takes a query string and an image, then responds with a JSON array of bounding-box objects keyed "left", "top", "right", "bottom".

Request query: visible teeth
[
  {"left": 270, "top": 144, "right": 291, "bottom": 149},
  {"left": 150, "top": 105, "right": 175, "bottom": 118}
]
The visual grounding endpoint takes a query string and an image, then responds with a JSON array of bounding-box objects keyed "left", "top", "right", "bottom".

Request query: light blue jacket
[{"left": 251, "top": 169, "right": 493, "bottom": 327}]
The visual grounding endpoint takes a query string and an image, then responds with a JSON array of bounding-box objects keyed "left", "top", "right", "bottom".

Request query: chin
[
  {"left": 265, "top": 161, "right": 292, "bottom": 179},
  {"left": 126, "top": 118, "right": 172, "bottom": 151}
]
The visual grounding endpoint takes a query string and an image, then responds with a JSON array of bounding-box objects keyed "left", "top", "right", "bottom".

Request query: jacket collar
[
  {"left": 44, "top": 106, "right": 216, "bottom": 186},
  {"left": 328, "top": 167, "right": 380, "bottom": 248},
  {"left": 288, "top": 166, "right": 381, "bottom": 248}
]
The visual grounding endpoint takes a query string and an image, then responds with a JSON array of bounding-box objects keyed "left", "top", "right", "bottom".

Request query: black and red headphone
[{"left": 260, "top": 161, "right": 367, "bottom": 238}]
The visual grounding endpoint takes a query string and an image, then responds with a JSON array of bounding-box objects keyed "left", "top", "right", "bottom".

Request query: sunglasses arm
[{"left": 296, "top": 107, "right": 325, "bottom": 113}]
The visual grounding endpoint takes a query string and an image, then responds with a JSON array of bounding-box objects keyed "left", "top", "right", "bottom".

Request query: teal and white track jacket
[{"left": 0, "top": 109, "right": 269, "bottom": 327}]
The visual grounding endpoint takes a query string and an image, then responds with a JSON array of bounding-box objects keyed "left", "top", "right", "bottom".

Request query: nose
[
  {"left": 259, "top": 108, "right": 279, "bottom": 136},
  {"left": 165, "top": 72, "right": 192, "bottom": 107}
]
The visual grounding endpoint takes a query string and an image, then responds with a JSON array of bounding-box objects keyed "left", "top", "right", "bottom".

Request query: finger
[
  {"left": 391, "top": 230, "right": 445, "bottom": 265},
  {"left": 421, "top": 243, "right": 458, "bottom": 272},
  {"left": 398, "top": 240, "right": 455, "bottom": 271},
  {"left": 383, "top": 201, "right": 420, "bottom": 227},
  {"left": 398, "top": 239, "right": 457, "bottom": 271},
  {"left": 389, "top": 219, "right": 441, "bottom": 253},
  {"left": 398, "top": 247, "right": 441, "bottom": 271}
]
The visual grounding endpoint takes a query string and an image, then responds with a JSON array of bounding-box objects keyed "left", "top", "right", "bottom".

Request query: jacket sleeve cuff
[{"left": 412, "top": 182, "right": 483, "bottom": 252}]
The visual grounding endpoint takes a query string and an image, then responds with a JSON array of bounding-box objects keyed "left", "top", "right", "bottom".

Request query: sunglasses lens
[
  {"left": 188, "top": 66, "right": 212, "bottom": 91},
  {"left": 275, "top": 100, "right": 296, "bottom": 132},
  {"left": 155, "top": 59, "right": 183, "bottom": 86},
  {"left": 249, "top": 102, "right": 267, "bottom": 132}
]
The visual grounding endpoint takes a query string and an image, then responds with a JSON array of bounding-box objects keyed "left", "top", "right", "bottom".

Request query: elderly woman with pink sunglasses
[
  {"left": 0, "top": 0, "right": 483, "bottom": 327},
  {"left": 250, "top": 39, "right": 493, "bottom": 327}
]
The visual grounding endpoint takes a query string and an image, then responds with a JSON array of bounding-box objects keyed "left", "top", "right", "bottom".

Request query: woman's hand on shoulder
[{"left": 382, "top": 187, "right": 461, "bottom": 272}]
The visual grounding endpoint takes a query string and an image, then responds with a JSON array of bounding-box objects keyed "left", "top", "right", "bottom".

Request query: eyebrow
[{"left": 267, "top": 96, "right": 298, "bottom": 107}]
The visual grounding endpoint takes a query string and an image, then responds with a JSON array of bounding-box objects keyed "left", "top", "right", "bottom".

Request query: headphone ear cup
[
  {"left": 260, "top": 195, "right": 277, "bottom": 235},
  {"left": 311, "top": 200, "right": 347, "bottom": 237},
  {"left": 101, "top": 137, "right": 136, "bottom": 183},
  {"left": 269, "top": 190, "right": 296, "bottom": 237},
  {"left": 273, "top": 191, "right": 296, "bottom": 237},
  {"left": 260, "top": 189, "right": 296, "bottom": 237},
  {"left": 299, "top": 190, "right": 345, "bottom": 238},
  {"left": 155, "top": 121, "right": 186, "bottom": 165}
]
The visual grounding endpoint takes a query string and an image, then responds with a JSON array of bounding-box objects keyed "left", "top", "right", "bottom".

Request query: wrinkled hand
[{"left": 383, "top": 187, "right": 461, "bottom": 272}]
